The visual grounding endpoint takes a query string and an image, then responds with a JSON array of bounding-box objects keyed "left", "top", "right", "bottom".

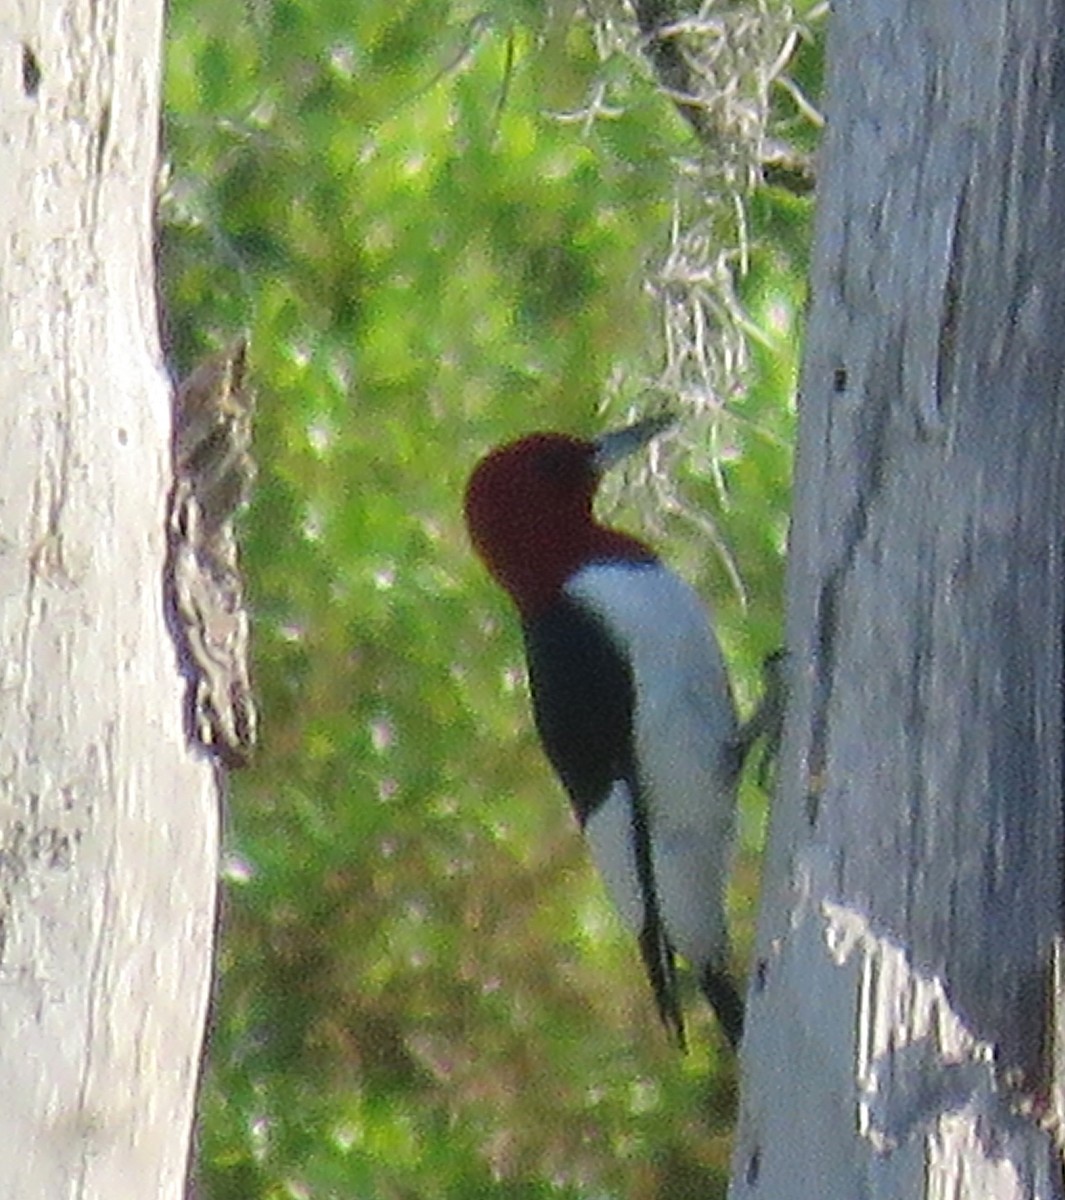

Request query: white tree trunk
[
  {"left": 0, "top": 3, "right": 219, "bottom": 1197},
  {"left": 733, "top": 1, "right": 1065, "bottom": 1197}
]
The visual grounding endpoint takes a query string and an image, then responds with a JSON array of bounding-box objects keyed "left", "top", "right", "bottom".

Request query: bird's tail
[
  {"left": 638, "top": 920, "right": 687, "bottom": 1051},
  {"left": 630, "top": 779, "right": 687, "bottom": 1050},
  {"left": 700, "top": 963, "right": 745, "bottom": 1050}
]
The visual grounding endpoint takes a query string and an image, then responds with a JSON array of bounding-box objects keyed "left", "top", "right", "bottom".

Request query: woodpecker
[{"left": 464, "top": 415, "right": 745, "bottom": 1050}]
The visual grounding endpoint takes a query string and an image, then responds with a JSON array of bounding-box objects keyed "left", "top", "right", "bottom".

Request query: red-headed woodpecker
[{"left": 464, "top": 416, "right": 744, "bottom": 1049}]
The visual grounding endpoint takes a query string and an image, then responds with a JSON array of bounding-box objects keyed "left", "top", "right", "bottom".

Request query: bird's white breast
[{"left": 566, "top": 560, "right": 739, "bottom": 967}]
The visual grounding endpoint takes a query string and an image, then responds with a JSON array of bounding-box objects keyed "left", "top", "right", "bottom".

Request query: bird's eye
[{"left": 537, "top": 444, "right": 587, "bottom": 484}]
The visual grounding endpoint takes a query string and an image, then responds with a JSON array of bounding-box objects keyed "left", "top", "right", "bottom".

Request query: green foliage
[{"left": 164, "top": 1, "right": 816, "bottom": 1196}]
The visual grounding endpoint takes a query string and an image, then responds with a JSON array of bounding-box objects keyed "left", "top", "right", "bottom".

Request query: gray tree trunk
[
  {"left": 0, "top": 3, "right": 219, "bottom": 1197},
  {"left": 733, "top": 2, "right": 1065, "bottom": 1197}
]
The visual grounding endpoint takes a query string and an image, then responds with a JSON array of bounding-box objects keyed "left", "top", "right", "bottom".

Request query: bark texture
[
  {"left": 734, "top": 2, "right": 1065, "bottom": 1197},
  {"left": 0, "top": 3, "right": 218, "bottom": 1197}
]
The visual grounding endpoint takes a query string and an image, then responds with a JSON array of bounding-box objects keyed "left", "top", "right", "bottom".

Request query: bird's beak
[{"left": 593, "top": 412, "right": 676, "bottom": 472}]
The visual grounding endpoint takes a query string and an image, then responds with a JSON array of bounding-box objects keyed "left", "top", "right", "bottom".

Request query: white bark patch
[{"left": 734, "top": 850, "right": 1060, "bottom": 1200}]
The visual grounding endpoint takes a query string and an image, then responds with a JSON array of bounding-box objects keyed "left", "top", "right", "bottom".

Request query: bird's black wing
[
  {"left": 522, "top": 599, "right": 631, "bottom": 826},
  {"left": 522, "top": 598, "right": 685, "bottom": 1046}
]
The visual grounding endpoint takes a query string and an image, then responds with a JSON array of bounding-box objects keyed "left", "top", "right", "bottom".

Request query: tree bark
[
  {"left": 733, "top": 2, "right": 1065, "bottom": 1197},
  {"left": 0, "top": 3, "right": 218, "bottom": 1197}
]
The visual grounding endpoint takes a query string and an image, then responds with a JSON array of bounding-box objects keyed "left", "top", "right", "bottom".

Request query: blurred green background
[{"left": 163, "top": 2, "right": 821, "bottom": 1196}]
